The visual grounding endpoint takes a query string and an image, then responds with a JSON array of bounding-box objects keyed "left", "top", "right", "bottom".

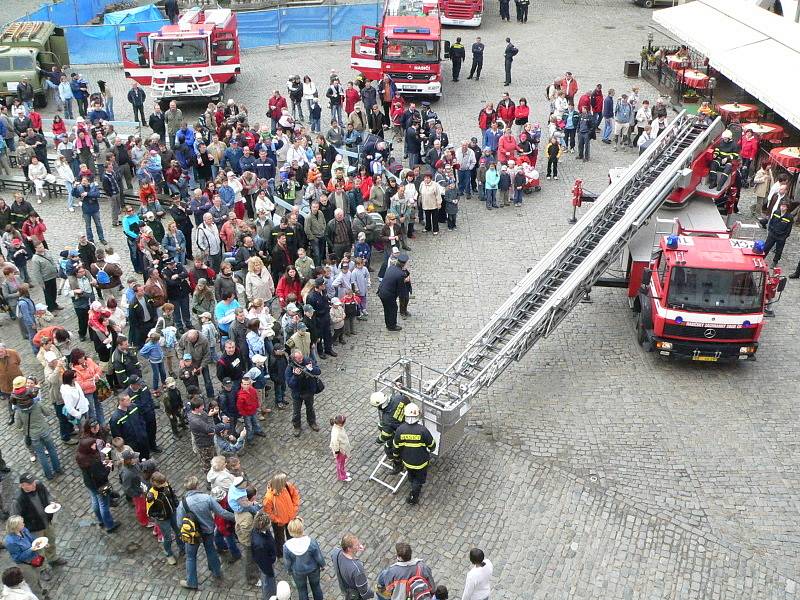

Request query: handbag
[
  {"left": 98, "top": 483, "right": 113, "bottom": 497},
  {"left": 95, "top": 377, "right": 113, "bottom": 401},
  {"left": 315, "top": 377, "right": 325, "bottom": 394}
]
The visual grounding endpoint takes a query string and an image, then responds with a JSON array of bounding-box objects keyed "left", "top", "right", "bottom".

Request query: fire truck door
[
  {"left": 121, "top": 41, "right": 152, "bottom": 84},
  {"left": 350, "top": 25, "right": 382, "bottom": 80}
]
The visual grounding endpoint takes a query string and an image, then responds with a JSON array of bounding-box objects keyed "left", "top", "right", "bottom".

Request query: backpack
[
  {"left": 179, "top": 498, "right": 202, "bottom": 544},
  {"left": 406, "top": 564, "right": 433, "bottom": 600},
  {"left": 96, "top": 264, "right": 111, "bottom": 286}
]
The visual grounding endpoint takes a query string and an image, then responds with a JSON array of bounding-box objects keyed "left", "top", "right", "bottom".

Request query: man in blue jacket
[
  {"left": 109, "top": 393, "right": 151, "bottom": 459},
  {"left": 601, "top": 88, "right": 615, "bottom": 143},
  {"left": 127, "top": 375, "right": 162, "bottom": 454},
  {"left": 74, "top": 175, "right": 107, "bottom": 244}
]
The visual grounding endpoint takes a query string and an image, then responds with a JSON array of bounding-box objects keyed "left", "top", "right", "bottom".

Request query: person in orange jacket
[{"left": 261, "top": 472, "right": 300, "bottom": 556}]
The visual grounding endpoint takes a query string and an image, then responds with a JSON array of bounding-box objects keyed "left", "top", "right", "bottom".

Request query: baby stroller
[
  {"left": 389, "top": 97, "right": 406, "bottom": 142},
  {"left": 521, "top": 162, "right": 541, "bottom": 193}
]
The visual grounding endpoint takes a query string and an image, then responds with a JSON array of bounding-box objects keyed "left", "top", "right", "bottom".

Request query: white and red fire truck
[
  {"left": 351, "top": 0, "right": 444, "bottom": 97},
  {"left": 439, "top": 0, "right": 483, "bottom": 26},
  {"left": 120, "top": 7, "right": 240, "bottom": 106}
]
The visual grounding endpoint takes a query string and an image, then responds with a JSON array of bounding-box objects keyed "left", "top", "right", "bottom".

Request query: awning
[{"left": 652, "top": 0, "right": 800, "bottom": 130}]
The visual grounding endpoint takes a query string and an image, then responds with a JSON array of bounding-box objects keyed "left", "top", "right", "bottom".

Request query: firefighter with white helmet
[
  {"left": 392, "top": 402, "right": 436, "bottom": 505},
  {"left": 370, "top": 390, "right": 407, "bottom": 474}
]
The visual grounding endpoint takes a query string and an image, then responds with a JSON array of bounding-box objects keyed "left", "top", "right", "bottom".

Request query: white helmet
[
  {"left": 404, "top": 403, "right": 420, "bottom": 420},
  {"left": 369, "top": 391, "right": 387, "bottom": 407}
]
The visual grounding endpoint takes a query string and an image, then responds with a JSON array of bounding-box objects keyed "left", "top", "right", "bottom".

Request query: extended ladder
[{"left": 372, "top": 112, "right": 725, "bottom": 459}]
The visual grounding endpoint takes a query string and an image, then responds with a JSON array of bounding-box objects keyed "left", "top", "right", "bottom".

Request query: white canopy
[{"left": 652, "top": 0, "right": 800, "bottom": 130}]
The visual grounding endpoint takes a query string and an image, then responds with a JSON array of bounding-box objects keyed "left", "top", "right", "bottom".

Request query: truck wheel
[
  {"left": 636, "top": 313, "right": 650, "bottom": 349},
  {"left": 33, "top": 93, "right": 47, "bottom": 109}
]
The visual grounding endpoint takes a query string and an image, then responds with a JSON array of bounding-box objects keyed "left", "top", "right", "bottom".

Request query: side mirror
[
  {"left": 641, "top": 269, "right": 652, "bottom": 287},
  {"left": 777, "top": 277, "right": 787, "bottom": 293},
  {"left": 443, "top": 40, "right": 451, "bottom": 59}
]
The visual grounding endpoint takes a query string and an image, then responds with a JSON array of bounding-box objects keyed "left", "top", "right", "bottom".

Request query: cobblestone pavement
[{"left": 2, "top": 1, "right": 800, "bottom": 598}]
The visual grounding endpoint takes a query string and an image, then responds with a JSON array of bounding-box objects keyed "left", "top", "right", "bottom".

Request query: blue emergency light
[
  {"left": 753, "top": 240, "right": 765, "bottom": 254},
  {"left": 666, "top": 234, "right": 679, "bottom": 249},
  {"left": 393, "top": 27, "right": 430, "bottom": 33},
  {"left": 675, "top": 316, "right": 683, "bottom": 324},
  {"left": 743, "top": 320, "right": 751, "bottom": 327}
]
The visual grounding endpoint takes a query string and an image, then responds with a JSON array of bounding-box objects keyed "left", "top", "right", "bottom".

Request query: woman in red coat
[
  {"left": 477, "top": 103, "right": 497, "bottom": 134},
  {"left": 739, "top": 129, "right": 759, "bottom": 184},
  {"left": 275, "top": 266, "right": 304, "bottom": 309},
  {"left": 514, "top": 98, "right": 530, "bottom": 133}
]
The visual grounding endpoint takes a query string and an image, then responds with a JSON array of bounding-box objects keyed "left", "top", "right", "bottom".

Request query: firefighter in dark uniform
[
  {"left": 392, "top": 403, "right": 436, "bottom": 505},
  {"left": 126, "top": 375, "right": 163, "bottom": 454},
  {"left": 377, "top": 254, "right": 409, "bottom": 331},
  {"left": 764, "top": 199, "right": 793, "bottom": 268},
  {"left": 467, "top": 37, "right": 484, "bottom": 81},
  {"left": 109, "top": 393, "right": 151, "bottom": 460},
  {"left": 707, "top": 130, "right": 740, "bottom": 191},
  {"left": 449, "top": 37, "right": 466, "bottom": 82},
  {"left": 371, "top": 390, "right": 407, "bottom": 473}
]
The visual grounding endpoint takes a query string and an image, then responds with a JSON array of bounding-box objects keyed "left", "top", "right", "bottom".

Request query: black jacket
[
  {"left": 392, "top": 422, "right": 436, "bottom": 469},
  {"left": 14, "top": 484, "right": 52, "bottom": 532},
  {"left": 80, "top": 457, "right": 111, "bottom": 492},
  {"left": 162, "top": 263, "right": 191, "bottom": 300},
  {"left": 127, "top": 87, "right": 146, "bottom": 107},
  {"left": 109, "top": 405, "right": 149, "bottom": 448},
  {"left": 377, "top": 264, "right": 407, "bottom": 301},
  {"left": 148, "top": 112, "right": 166, "bottom": 135},
  {"left": 146, "top": 484, "right": 178, "bottom": 521},
  {"left": 768, "top": 210, "right": 793, "bottom": 240},
  {"left": 450, "top": 43, "right": 466, "bottom": 61}
]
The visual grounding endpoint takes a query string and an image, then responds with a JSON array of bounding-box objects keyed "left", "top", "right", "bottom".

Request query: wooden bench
[
  {"left": 9, "top": 155, "right": 57, "bottom": 170},
  {"left": 0, "top": 175, "right": 32, "bottom": 195}
]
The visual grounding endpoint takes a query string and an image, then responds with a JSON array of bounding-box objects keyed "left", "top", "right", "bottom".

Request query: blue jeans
[
  {"left": 83, "top": 210, "right": 105, "bottom": 243},
  {"left": 157, "top": 515, "right": 184, "bottom": 557},
  {"left": 310, "top": 117, "right": 320, "bottom": 133},
  {"left": 185, "top": 534, "right": 222, "bottom": 588},
  {"left": 260, "top": 572, "right": 277, "bottom": 599},
  {"left": 274, "top": 382, "right": 286, "bottom": 406},
  {"left": 602, "top": 117, "right": 613, "bottom": 141},
  {"left": 64, "top": 181, "right": 74, "bottom": 209},
  {"left": 62, "top": 98, "right": 74, "bottom": 119},
  {"left": 242, "top": 414, "right": 263, "bottom": 441},
  {"left": 458, "top": 170, "right": 472, "bottom": 196},
  {"left": 150, "top": 362, "right": 167, "bottom": 390},
  {"left": 292, "top": 568, "right": 323, "bottom": 600},
  {"left": 89, "top": 489, "right": 115, "bottom": 529},
  {"left": 485, "top": 188, "right": 497, "bottom": 208},
  {"left": 331, "top": 104, "right": 343, "bottom": 126},
  {"left": 105, "top": 97, "right": 115, "bottom": 121},
  {"left": 174, "top": 295, "right": 191, "bottom": 329},
  {"left": 85, "top": 392, "right": 106, "bottom": 426},
  {"left": 214, "top": 529, "right": 242, "bottom": 559},
  {"left": 31, "top": 433, "right": 61, "bottom": 479}
]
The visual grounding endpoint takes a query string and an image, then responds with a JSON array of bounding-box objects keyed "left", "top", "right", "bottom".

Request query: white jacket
[
  {"left": 1, "top": 582, "right": 40, "bottom": 600},
  {"left": 27, "top": 161, "right": 47, "bottom": 182},
  {"left": 245, "top": 270, "right": 275, "bottom": 302},
  {"left": 329, "top": 423, "right": 351, "bottom": 455},
  {"left": 55, "top": 162, "right": 75, "bottom": 183},
  {"left": 302, "top": 82, "right": 317, "bottom": 102},
  {"left": 61, "top": 383, "right": 89, "bottom": 419}
]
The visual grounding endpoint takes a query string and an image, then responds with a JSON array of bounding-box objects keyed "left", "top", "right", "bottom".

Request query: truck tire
[
  {"left": 644, "top": 0, "right": 654, "bottom": 7},
  {"left": 636, "top": 313, "right": 648, "bottom": 347},
  {"left": 33, "top": 93, "right": 47, "bottom": 109}
]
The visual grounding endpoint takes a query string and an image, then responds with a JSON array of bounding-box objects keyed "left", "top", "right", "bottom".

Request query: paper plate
[
  {"left": 100, "top": 447, "right": 112, "bottom": 454},
  {"left": 31, "top": 536, "right": 49, "bottom": 551},
  {"left": 44, "top": 503, "right": 61, "bottom": 514}
]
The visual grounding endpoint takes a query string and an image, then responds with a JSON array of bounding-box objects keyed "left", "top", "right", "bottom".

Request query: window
[
  {"left": 11, "top": 56, "right": 33, "bottom": 70},
  {"left": 152, "top": 38, "right": 208, "bottom": 66},
  {"left": 382, "top": 38, "right": 438, "bottom": 63},
  {"left": 0, "top": 57, "right": 11, "bottom": 71},
  {"left": 123, "top": 44, "right": 148, "bottom": 67},
  {"left": 666, "top": 267, "right": 764, "bottom": 314}
]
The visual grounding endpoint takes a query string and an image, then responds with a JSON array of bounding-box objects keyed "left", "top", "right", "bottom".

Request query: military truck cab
[{"left": 0, "top": 22, "right": 69, "bottom": 108}]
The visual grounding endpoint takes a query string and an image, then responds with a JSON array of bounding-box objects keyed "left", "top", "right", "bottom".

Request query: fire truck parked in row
[
  {"left": 121, "top": 7, "right": 240, "bottom": 107},
  {"left": 351, "top": 0, "right": 482, "bottom": 98}
]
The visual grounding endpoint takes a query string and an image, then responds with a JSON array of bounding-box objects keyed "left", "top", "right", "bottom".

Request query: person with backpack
[
  {"left": 146, "top": 471, "right": 184, "bottom": 565},
  {"left": 376, "top": 542, "right": 435, "bottom": 600},
  {"left": 176, "top": 474, "right": 235, "bottom": 591}
]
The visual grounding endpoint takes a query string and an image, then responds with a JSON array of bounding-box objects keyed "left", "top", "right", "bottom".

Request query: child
[
  {"left": 444, "top": 174, "right": 459, "bottom": 230},
  {"left": 341, "top": 287, "right": 360, "bottom": 335},
  {"left": 351, "top": 257, "right": 370, "bottom": 319},
  {"left": 294, "top": 247, "right": 315, "bottom": 282},
  {"left": 162, "top": 377, "right": 187, "bottom": 437},
  {"left": 207, "top": 455, "right": 236, "bottom": 490},
  {"left": 354, "top": 232, "right": 372, "bottom": 267},
  {"left": 498, "top": 165, "right": 511, "bottom": 208},
  {"left": 156, "top": 303, "right": 178, "bottom": 376},
  {"left": 332, "top": 261, "right": 352, "bottom": 299},
  {"left": 210, "top": 486, "right": 242, "bottom": 561},
  {"left": 329, "top": 415, "right": 351, "bottom": 482},
  {"left": 9, "top": 238, "right": 30, "bottom": 283},
  {"left": 512, "top": 165, "right": 527, "bottom": 207},
  {"left": 545, "top": 136, "right": 562, "bottom": 180},
  {"left": 199, "top": 311, "right": 220, "bottom": 362},
  {"left": 268, "top": 346, "right": 289, "bottom": 409},
  {"left": 119, "top": 449, "right": 151, "bottom": 527},
  {"left": 139, "top": 330, "right": 167, "bottom": 393},
  {"left": 434, "top": 585, "right": 449, "bottom": 600},
  {"left": 214, "top": 424, "right": 247, "bottom": 457},
  {"left": 330, "top": 297, "right": 345, "bottom": 345},
  {"left": 179, "top": 352, "right": 199, "bottom": 393},
  {"left": 109, "top": 436, "right": 132, "bottom": 471}
]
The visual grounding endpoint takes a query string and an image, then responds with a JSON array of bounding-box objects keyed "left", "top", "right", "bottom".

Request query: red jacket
[
  {"left": 497, "top": 100, "right": 516, "bottom": 124},
  {"left": 213, "top": 497, "right": 235, "bottom": 536},
  {"left": 478, "top": 109, "right": 497, "bottom": 131},
  {"left": 560, "top": 77, "right": 578, "bottom": 98},
  {"left": 29, "top": 111, "right": 43, "bottom": 131},
  {"left": 591, "top": 91, "right": 604, "bottom": 114},
  {"left": 514, "top": 105, "right": 529, "bottom": 123},
  {"left": 52, "top": 120, "right": 66, "bottom": 137},
  {"left": 276, "top": 276, "right": 303, "bottom": 308},
  {"left": 577, "top": 93, "right": 592, "bottom": 114},
  {"left": 236, "top": 386, "right": 260, "bottom": 417},
  {"left": 497, "top": 134, "right": 519, "bottom": 162},
  {"left": 267, "top": 95, "right": 287, "bottom": 121},
  {"left": 345, "top": 88, "right": 361, "bottom": 115},
  {"left": 740, "top": 135, "right": 758, "bottom": 160},
  {"left": 22, "top": 220, "right": 47, "bottom": 243}
]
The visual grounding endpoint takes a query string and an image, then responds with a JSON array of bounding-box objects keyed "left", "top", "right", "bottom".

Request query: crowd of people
[{"left": 0, "top": 52, "right": 507, "bottom": 598}]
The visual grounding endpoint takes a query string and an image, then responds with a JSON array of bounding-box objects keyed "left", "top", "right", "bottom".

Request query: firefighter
[
  {"left": 763, "top": 200, "right": 793, "bottom": 268},
  {"left": 449, "top": 37, "right": 466, "bottom": 82},
  {"left": 392, "top": 403, "right": 436, "bottom": 505},
  {"left": 370, "top": 390, "right": 406, "bottom": 473},
  {"left": 707, "top": 130, "right": 740, "bottom": 192}
]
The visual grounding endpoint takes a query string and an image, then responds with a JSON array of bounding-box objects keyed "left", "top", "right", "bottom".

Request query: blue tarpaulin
[{"left": 104, "top": 5, "right": 164, "bottom": 25}]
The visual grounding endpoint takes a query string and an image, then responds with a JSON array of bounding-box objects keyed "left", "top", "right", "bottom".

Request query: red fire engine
[
  {"left": 439, "top": 0, "right": 483, "bottom": 26},
  {"left": 120, "top": 7, "right": 241, "bottom": 106},
  {"left": 351, "top": 0, "right": 444, "bottom": 97}
]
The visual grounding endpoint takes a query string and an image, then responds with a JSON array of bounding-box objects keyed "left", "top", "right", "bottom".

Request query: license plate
[
  {"left": 173, "top": 83, "right": 189, "bottom": 94},
  {"left": 692, "top": 355, "right": 718, "bottom": 362}
]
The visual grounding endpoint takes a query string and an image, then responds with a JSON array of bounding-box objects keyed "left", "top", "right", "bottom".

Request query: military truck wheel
[{"left": 33, "top": 93, "right": 47, "bottom": 109}]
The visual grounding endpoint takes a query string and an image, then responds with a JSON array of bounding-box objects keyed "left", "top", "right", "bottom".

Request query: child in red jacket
[
  {"left": 236, "top": 375, "right": 266, "bottom": 442},
  {"left": 210, "top": 486, "right": 242, "bottom": 560}
]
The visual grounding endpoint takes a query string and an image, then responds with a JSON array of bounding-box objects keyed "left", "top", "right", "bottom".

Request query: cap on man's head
[
  {"left": 121, "top": 449, "right": 139, "bottom": 461},
  {"left": 182, "top": 352, "right": 193, "bottom": 360},
  {"left": 19, "top": 473, "right": 35, "bottom": 484},
  {"left": 397, "top": 253, "right": 410, "bottom": 263},
  {"left": 128, "top": 374, "right": 141, "bottom": 385},
  {"left": 222, "top": 377, "right": 233, "bottom": 386}
]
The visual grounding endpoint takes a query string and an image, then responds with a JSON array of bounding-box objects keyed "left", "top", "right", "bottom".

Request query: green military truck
[{"left": 0, "top": 21, "right": 70, "bottom": 108}]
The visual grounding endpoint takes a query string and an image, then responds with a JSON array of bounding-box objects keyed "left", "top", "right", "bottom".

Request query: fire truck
[
  {"left": 351, "top": 0, "right": 445, "bottom": 97},
  {"left": 120, "top": 7, "right": 240, "bottom": 106},
  {"left": 439, "top": 0, "right": 483, "bottom": 26}
]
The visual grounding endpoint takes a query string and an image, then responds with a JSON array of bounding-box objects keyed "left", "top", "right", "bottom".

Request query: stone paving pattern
[{"left": 1, "top": 0, "right": 800, "bottom": 598}]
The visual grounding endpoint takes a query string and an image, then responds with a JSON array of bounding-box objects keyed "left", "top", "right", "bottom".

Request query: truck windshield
[
  {"left": 383, "top": 38, "right": 438, "bottom": 63},
  {"left": 151, "top": 38, "right": 208, "bottom": 66},
  {"left": 667, "top": 267, "right": 764, "bottom": 313},
  {"left": 8, "top": 56, "right": 33, "bottom": 71}
]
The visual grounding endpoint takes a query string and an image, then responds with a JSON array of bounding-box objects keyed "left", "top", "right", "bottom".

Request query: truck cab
[
  {"left": 627, "top": 201, "right": 775, "bottom": 362},
  {"left": 438, "top": 0, "right": 483, "bottom": 26},
  {"left": 0, "top": 22, "right": 69, "bottom": 108}
]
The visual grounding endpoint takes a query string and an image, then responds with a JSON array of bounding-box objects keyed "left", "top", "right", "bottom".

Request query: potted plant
[{"left": 682, "top": 89, "right": 699, "bottom": 104}]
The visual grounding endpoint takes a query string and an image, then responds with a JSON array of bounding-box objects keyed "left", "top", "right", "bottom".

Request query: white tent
[{"left": 653, "top": 0, "right": 800, "bottom": 130}]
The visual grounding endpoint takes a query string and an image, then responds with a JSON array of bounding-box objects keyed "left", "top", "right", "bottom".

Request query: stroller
[{"left": 520, "top": 162, "right": 541, "bottom": 193}]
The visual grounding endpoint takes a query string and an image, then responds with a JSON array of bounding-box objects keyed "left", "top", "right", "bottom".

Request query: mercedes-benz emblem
[
  {"left": 703, "top": 328, "right": 716, "bottom": 339},
  {"left": 407, "top": 74, "right": 413, "bottom": 80}
]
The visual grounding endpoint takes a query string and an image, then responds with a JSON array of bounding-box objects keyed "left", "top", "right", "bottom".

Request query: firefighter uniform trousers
[
  {"left": 378, "top": 395, "right": 406, "bottom": 469},
  {"left": 392, "top": 422, "right": 436, "bottom": 503}
]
